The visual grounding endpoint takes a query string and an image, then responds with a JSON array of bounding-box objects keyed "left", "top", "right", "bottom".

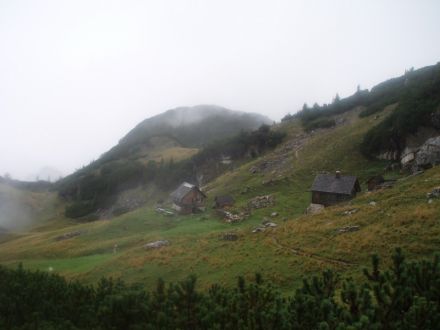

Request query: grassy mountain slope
[
  {"left": 1, "top": 106, "right": 439, "bottom": 293},
  {"left": 56, "top": 105, "right": 273, "bottom": 218},
  {"left": 288, "top": 63, "right": 440, "bottom": 158},
  {"left": 103, "top": 104, "right": 272, "bottom": 162}
]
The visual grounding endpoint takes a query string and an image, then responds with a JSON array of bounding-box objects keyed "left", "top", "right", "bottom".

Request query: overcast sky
[{"left": 0, "top": 0, "right": 439, "bottom": 180}]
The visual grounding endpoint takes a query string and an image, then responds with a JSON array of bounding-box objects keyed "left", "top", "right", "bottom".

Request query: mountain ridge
[{"left": 56, "top": 105, "right": 276, "bottom": 218}]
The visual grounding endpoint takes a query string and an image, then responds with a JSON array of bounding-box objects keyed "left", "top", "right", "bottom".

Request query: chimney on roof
[{"left": 335, "top": 170, "right": 341, "bottom": 178}]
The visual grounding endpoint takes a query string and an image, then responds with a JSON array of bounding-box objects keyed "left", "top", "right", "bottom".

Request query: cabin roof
[
  {"left": 170, "top": 182, "right": 206, "bottom": 203},
  {"left": 311, "top": 174, "right": 360, "bottom": 195}
]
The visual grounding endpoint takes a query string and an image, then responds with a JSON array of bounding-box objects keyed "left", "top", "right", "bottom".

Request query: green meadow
[{"left": 1, "top": 108, "right": 439, "bottom": 293}]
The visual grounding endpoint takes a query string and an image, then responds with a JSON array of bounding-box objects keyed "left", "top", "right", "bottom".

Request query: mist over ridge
[{"left": 118, "top": 104, "right": 272, "bottom": 148}]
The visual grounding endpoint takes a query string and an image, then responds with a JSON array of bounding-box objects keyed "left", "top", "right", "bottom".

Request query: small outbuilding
[
  {"left": 170, "top": 182, "right": 206, "bottom": 214},
  {"left": 213, "top": 195, "right": 235, "bottom": 209},
  {"left": 311, "top": 171, "right": 361, "bottom": 206},
  {"left": 366, "top": 175, "right": 385, "bottom": 191}
]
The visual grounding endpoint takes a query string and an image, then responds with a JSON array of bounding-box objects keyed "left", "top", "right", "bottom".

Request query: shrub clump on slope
[
  {"left": 360, "top": 66, "right": 440, "bottom": 157},
  {"left": 1, "top": 249, "right": 439, "bottom": 329},
  {"left": 284, "top": 63, "right": 440, "bottom": 158}
]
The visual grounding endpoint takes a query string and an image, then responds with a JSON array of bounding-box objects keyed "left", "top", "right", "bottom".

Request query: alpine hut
[
  {"left": 170, "top": 182, "right": 206, "bottom": 214},
  {"left": 311, "top": 171, "right": 361, "bottom": 206}
]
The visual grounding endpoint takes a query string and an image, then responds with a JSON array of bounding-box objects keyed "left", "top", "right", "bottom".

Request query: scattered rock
[
  {"left": 342, "top": 208, "right": 359, "bottom": 216},
  {"left": 55, "top": 231, "right": 82, "bottom": 241},
  {"left": 337, "top": 225, "right": 360, "bottom": 233},
  {"left": 369, "top": 201, "right": 377, "bottom": 206},
  {"left": 258, "top": 219, "right": 277, "bottom": 229},
  {"left": 155, "top": 207, "right": 175, "bottom": 216},
  {"left": 143, "top": 240, "right": 169, "bottom": 249},
  {"left": 428, "top": 199, "right": 433, "bottom": 204},
  {"left": 221, "top": 233, "right": 238, "bottom": 241},
  {"left": 218, "top": 209, "right": 248, "bottom": 223},
  {"left": 271, "top": 212, "right": 278, "bottom": 217},
  {"left": 248, "top": 195, "right": 275, "bottom": 209},
  {"left": 427, "top": 187, "right": 440, "bottom": 199},
  {"left": 252, "top": 227, "right": 266, "bottom": 233},
  {"left": 306, "top": 203, "right": 324, "bottom": 215}
]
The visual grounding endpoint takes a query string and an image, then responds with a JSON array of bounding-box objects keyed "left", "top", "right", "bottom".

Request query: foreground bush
[{"left": 0, "top": 249, "right": 439, "bottom": 329}]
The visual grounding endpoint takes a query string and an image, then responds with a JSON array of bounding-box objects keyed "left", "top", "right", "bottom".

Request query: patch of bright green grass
[{"left": 5, "top": 253, "right": 114, "bottom": 277}]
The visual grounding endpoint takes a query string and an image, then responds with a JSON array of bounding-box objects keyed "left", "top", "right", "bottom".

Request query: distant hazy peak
[
  {"left": 138, "top": 104, "right": 271, "bottom": 128},
  {"left": 118, "top": 105, "right": 272, "bottom": 147}
]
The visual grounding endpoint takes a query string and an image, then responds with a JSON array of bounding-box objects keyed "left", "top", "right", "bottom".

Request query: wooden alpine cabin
[
  {"left": 170, "top": 182, "right": 206, "bottom": 214},
  {"left": 311, "top": 171, "right": 361, "bottom": 206}
]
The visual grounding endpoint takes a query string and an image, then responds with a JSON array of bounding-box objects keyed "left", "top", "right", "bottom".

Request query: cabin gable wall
[
  {"left": 312, "top": 191, "right": 354, "bottom": 206},
  {"left": 180, "top": 189, "right": 205, "bottom": 207}
]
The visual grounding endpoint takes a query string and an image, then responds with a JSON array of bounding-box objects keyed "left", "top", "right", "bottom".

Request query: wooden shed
[
  {"left": 213, "top": 195, "right": 235, "bottom": 209},
  {"left": 170, "top": 182, "right": 206, "bottom": 214},
  {"left": 311, "top": 171, "right": 361, "bottom": 206}
]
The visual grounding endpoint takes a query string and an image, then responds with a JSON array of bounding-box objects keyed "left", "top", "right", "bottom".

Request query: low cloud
[{"left": 0, "top": 186, "right": 33, "bottom": 233}]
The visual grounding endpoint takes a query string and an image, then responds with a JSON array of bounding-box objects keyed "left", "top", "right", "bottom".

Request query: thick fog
[
  {"left": 0, "top": 187, "right": 32, "bottom": 232},
  {"left": 0, "top": 0, "right": 439, "bottom": 180}
]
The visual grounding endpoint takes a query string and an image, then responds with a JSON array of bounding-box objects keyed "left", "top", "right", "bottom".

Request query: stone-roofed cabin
[
  {"left": 170, "top": 182, "right": 206, "bottom": 214},
  {"left": 311, "top": 171, "right": 361, "bottom": 206}
]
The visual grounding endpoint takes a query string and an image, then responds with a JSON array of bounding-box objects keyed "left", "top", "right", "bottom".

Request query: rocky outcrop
[
  {"left": 398, "top": 127, "right": 440, "bottom": 171},
  {"left": 377, "top": 127, "right": 440, "bottom": 171},
  {"left": 378, "top": 150, "right": 399, "bottom": 161},
  {"left": 399, "top": 135, "right": 440, "bottom": 171},
  {"left": 414, "top": 136, "right": 440, "bottom": 169}
]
